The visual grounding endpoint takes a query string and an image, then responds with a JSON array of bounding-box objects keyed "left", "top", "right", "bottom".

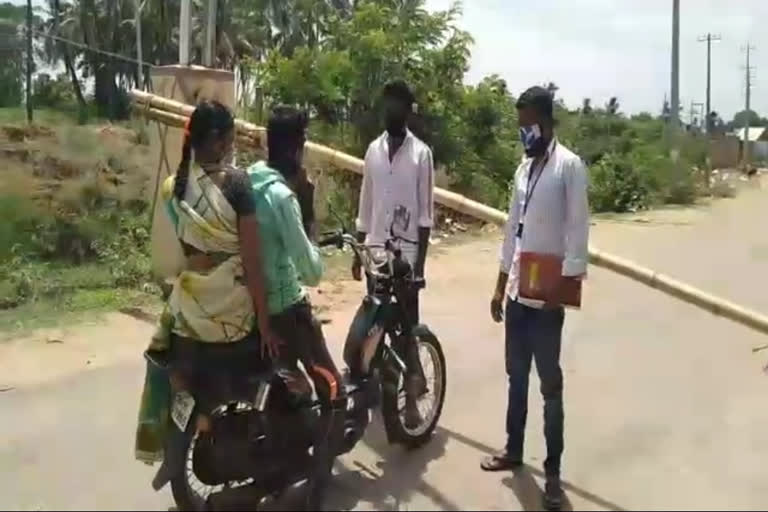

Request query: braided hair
[{"left": 173, "top": 100, "right": 235, "bottom": 202}]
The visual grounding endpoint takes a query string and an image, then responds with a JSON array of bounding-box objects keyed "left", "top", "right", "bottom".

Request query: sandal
[{"left": 480, "top": 451, "right": 523, "bottom": 472}]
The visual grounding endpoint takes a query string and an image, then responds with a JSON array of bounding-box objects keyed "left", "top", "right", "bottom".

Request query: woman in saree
[{"left": 136, "top": 100, "right": 280, "bottom": 464}]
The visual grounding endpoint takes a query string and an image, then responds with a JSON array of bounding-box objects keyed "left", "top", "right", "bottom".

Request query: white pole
[
  {"left": 203, "top": 0, "right": 217, "bottom": 67},
  {"left": 135, "top": 0, "right": 145, "bottom": 89},
  {"left": 179, "top": 0, "right": 191, "bottom": 65}
]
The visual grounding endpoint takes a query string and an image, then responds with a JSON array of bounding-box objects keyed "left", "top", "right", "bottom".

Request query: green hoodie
[{"left": 247, "top": 161, "right": 324, "bottom": 315}]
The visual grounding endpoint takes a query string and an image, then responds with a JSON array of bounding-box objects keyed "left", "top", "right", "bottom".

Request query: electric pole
[
  {"left": 742, "top": 44, "right": 756, "bottom": 169},
  {"left": 697, "top": 33, "right": 721, "bottom": 134},
  {"left": 202, "top": 0, "right": 217, "bottom": 67},
  {"left": 689, "top": 101, "right": 704, "bottom": 130},
  {"left": 670, "top": 0, "right": 680, "bottom": 130},
  {"left": 25, "top": 0, "right": 33, "bottom": 122},
  {"left": 179, "top": 0, "right": 191, "bottom": 65},
  {"left": 135, "top": 0, "right": 146, "bottom": 89}
]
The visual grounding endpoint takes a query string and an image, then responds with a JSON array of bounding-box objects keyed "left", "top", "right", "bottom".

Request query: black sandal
[{"left": 480, "top": 451, "right": 523, "bottom": 472}]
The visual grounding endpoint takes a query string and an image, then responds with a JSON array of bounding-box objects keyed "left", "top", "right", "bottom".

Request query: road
[{"left": 2, "top": 180, "right": 768, "bottom": 511}]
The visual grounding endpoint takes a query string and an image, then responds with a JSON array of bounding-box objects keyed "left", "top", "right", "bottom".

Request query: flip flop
[{"left": 480, "top": 452, "right": 523, "bottom": 472}]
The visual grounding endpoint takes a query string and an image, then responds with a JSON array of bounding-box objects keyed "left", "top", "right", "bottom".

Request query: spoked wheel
[
  {"left": 382, "top": 332, "right": 446, "bottom": 448},
  {"left": 170, "top": 432, "right": 222, "bottom": 511},
  {"left": 170, "top": 413, "right": 263, "bottom": 511}
]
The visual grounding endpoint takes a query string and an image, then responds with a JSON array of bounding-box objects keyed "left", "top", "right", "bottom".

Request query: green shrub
[{"left": 588, "top": 152, "right": 650, "bottom": 213}]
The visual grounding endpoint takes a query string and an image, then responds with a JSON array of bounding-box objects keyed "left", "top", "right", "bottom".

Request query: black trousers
[{"left": 505, "top": 298, "right": 565, "bottom": 476}]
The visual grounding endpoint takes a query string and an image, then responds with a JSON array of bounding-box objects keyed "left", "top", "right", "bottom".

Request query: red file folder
[{"left": 519, "top": 252, "right": 582, "bottom": 309}]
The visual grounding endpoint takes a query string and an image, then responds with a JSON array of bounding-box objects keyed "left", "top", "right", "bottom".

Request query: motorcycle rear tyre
[{"left": 170, "top": 432, "right": 208, "bottom": 512}]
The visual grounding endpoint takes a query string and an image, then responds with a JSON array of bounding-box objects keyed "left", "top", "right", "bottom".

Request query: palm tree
[{"left": 42, "top": 0, "right": 88, "bottom": 119}]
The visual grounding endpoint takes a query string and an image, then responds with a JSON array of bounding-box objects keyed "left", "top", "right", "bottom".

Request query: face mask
[{"left": 519, "top": 124, "right": 547, "bottom": 157}]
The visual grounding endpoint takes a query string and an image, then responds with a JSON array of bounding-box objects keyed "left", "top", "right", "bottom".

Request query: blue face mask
[{"left": 519, "top": 124, "right": 544, "bottom": 155}]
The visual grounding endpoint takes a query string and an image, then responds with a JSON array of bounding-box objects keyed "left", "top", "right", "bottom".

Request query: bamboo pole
[
  {"left": 131, "top": 89, "right": 509, "bottom": 224},
  {"left": 130, "top": 89, "right": 768, "bottom": 338},
  {"left": 139, "top": 106, "right": 261, "bottom": 148}
]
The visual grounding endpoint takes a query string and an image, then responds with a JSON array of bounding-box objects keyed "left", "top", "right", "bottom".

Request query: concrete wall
[
  {"left": 754, "top": 141, "right": 768, "bottom": 162},
  {"left": 709, "top": 136, "right": 740, "bottom": 169}
]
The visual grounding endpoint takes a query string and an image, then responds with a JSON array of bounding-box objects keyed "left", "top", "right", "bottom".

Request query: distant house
[{"left": 731, "top": 127, "right": 768, "bottom": 161}]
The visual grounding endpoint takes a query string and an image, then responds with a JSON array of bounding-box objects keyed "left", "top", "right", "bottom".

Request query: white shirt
[
  {"left": 356, "top": 129, "right": 435, "bottom": 263},
  {"left": 500, "top": 139, "right": 590, "bottom": 307}
]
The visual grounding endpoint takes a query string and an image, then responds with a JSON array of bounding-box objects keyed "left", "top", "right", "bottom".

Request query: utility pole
[
  {"left": 742, "top": 44, "right": 756, "bottom": 168},
  {"left": 135, "top": 0, "right": 146, "bottom": 89},
  {"left": 689, "top": 101, "right": 704, "bottom": 131},
  {"left": 179, "top": 0, "right": 191, "bottom": 65},
  {"left": 202, "top": 0, "right": 217, "bottom": 67},
  {"left": 697, "top": 33, "right": 721, "bottom": 134},
  {"left": 25, "top": 0, "right": 33, "bottom": 122},
  {"left": 670, "top": 0, "right": 680, "bottom": 130}
]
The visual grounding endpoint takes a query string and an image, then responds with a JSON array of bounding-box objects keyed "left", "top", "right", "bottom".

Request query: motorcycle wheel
[
  {"left": 382, "top": 332, "right": 446, "bottom": 449},
  {"left": 170, "top": 431, "right": 214, "bottom": 512},
  {"left": 171, "top": 416, "right": 268, "bottom": 511}
]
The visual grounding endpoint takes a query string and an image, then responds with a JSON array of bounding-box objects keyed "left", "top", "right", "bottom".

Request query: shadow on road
[
  {"left": 328, "top": 413, "right": 457, "bottom": 511},
  {"left": 440, "top": 427, "right": 626, "bottom": 512},
  {"left": 502, "top": 469, "right": 573, "bottom": 512}
]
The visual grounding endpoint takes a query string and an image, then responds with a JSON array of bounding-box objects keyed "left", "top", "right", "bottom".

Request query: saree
[{"left": 135, "top": 164, "right": 254, "bottom": 464}]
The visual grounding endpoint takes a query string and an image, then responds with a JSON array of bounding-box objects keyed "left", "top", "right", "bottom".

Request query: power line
[{"left": 29, "top": 27, "right": 153, "bottom": 67}]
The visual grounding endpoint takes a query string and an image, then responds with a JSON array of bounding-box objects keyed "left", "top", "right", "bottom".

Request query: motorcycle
[{"left": 148, "top": 224, "right": 447, "bottom": 511}]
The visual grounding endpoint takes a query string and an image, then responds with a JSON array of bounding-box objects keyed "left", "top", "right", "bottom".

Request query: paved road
[{"left": 3, "top": 183, "right": 768, "bottom": 511}]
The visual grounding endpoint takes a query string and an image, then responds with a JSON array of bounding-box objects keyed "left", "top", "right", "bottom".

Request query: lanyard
[
  {"left": 522, "top": 142, "right": 555, "bottom": 217},
  {"left": 517, "top": 142, "right": 555, "bottom": 238}
]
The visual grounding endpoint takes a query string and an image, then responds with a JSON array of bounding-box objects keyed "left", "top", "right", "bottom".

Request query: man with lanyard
[
  {"left": 352, "top": 79, "right": 435, "bottom": 428},
  {"left": 481, "top": 86, "right": 589, "bottom": 512}
]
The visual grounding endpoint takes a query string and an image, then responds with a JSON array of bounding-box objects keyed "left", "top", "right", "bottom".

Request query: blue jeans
[{"left": 505, "top": 298, "right": 565, "bottom": 476}]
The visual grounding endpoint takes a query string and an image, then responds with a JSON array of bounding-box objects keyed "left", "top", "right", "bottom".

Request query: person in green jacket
[{"left": 247, "top": 106, "right": 343, "bottom": 398}]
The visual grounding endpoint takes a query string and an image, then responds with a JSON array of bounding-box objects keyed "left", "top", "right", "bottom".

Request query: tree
[
  {"left": 261, "top": 0, "right": 473, "bottom": 153},
  {"left": 606, "top": 96, "right": 619, "bottom": 115},
  {"left": 0, "top": 4, "right": 25, "bottom": 107},
  {"left": 40, "top": 0, "right": 88, "bottom": 119},
  {"left": 708, "top": 111, "right": 725, "bottom": 135},
  {"left": 581, "top": 98, "right": 592, "bottom": 115},
  {"left": 728, "top": 109, "right": 765, "bottom": 131}
]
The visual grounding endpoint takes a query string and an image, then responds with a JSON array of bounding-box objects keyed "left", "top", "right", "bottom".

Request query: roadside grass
[
  {"left": 0, "top": 107, "right": 100, "bottom": 126},
  {"left": 0, "top": 288, "right": 158, "bottom": 340},
  {"left": 0, "top": 113, "right": 161, "bottom": 337}
]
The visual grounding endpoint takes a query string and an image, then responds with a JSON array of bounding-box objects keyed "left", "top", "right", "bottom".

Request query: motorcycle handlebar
[
  {"left": 318, "top": 229, "right": 424, "bottom": 288},
  {"left": 318, "top": 231, "right": 343, "bottom": 248}
]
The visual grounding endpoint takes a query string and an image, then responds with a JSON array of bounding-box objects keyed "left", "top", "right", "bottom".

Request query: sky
[
  {"left": 10, "top": 0, "right": 768, "bottom": 121},
  {"left": 425, "top": 0, "right": 768, "bottom": 121}
]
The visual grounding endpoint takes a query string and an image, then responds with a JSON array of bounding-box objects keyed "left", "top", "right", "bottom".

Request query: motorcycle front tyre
[{"left": 381, "top": 331, "right": 446, "bottom": 449}]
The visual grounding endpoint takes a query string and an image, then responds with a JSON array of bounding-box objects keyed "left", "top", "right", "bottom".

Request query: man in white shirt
[
  {"left": 481, "top": 86, "right": 589, "bottom": 512},
  {"left": 352, "top": 80, "right": 435, "bottom": 428}
]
